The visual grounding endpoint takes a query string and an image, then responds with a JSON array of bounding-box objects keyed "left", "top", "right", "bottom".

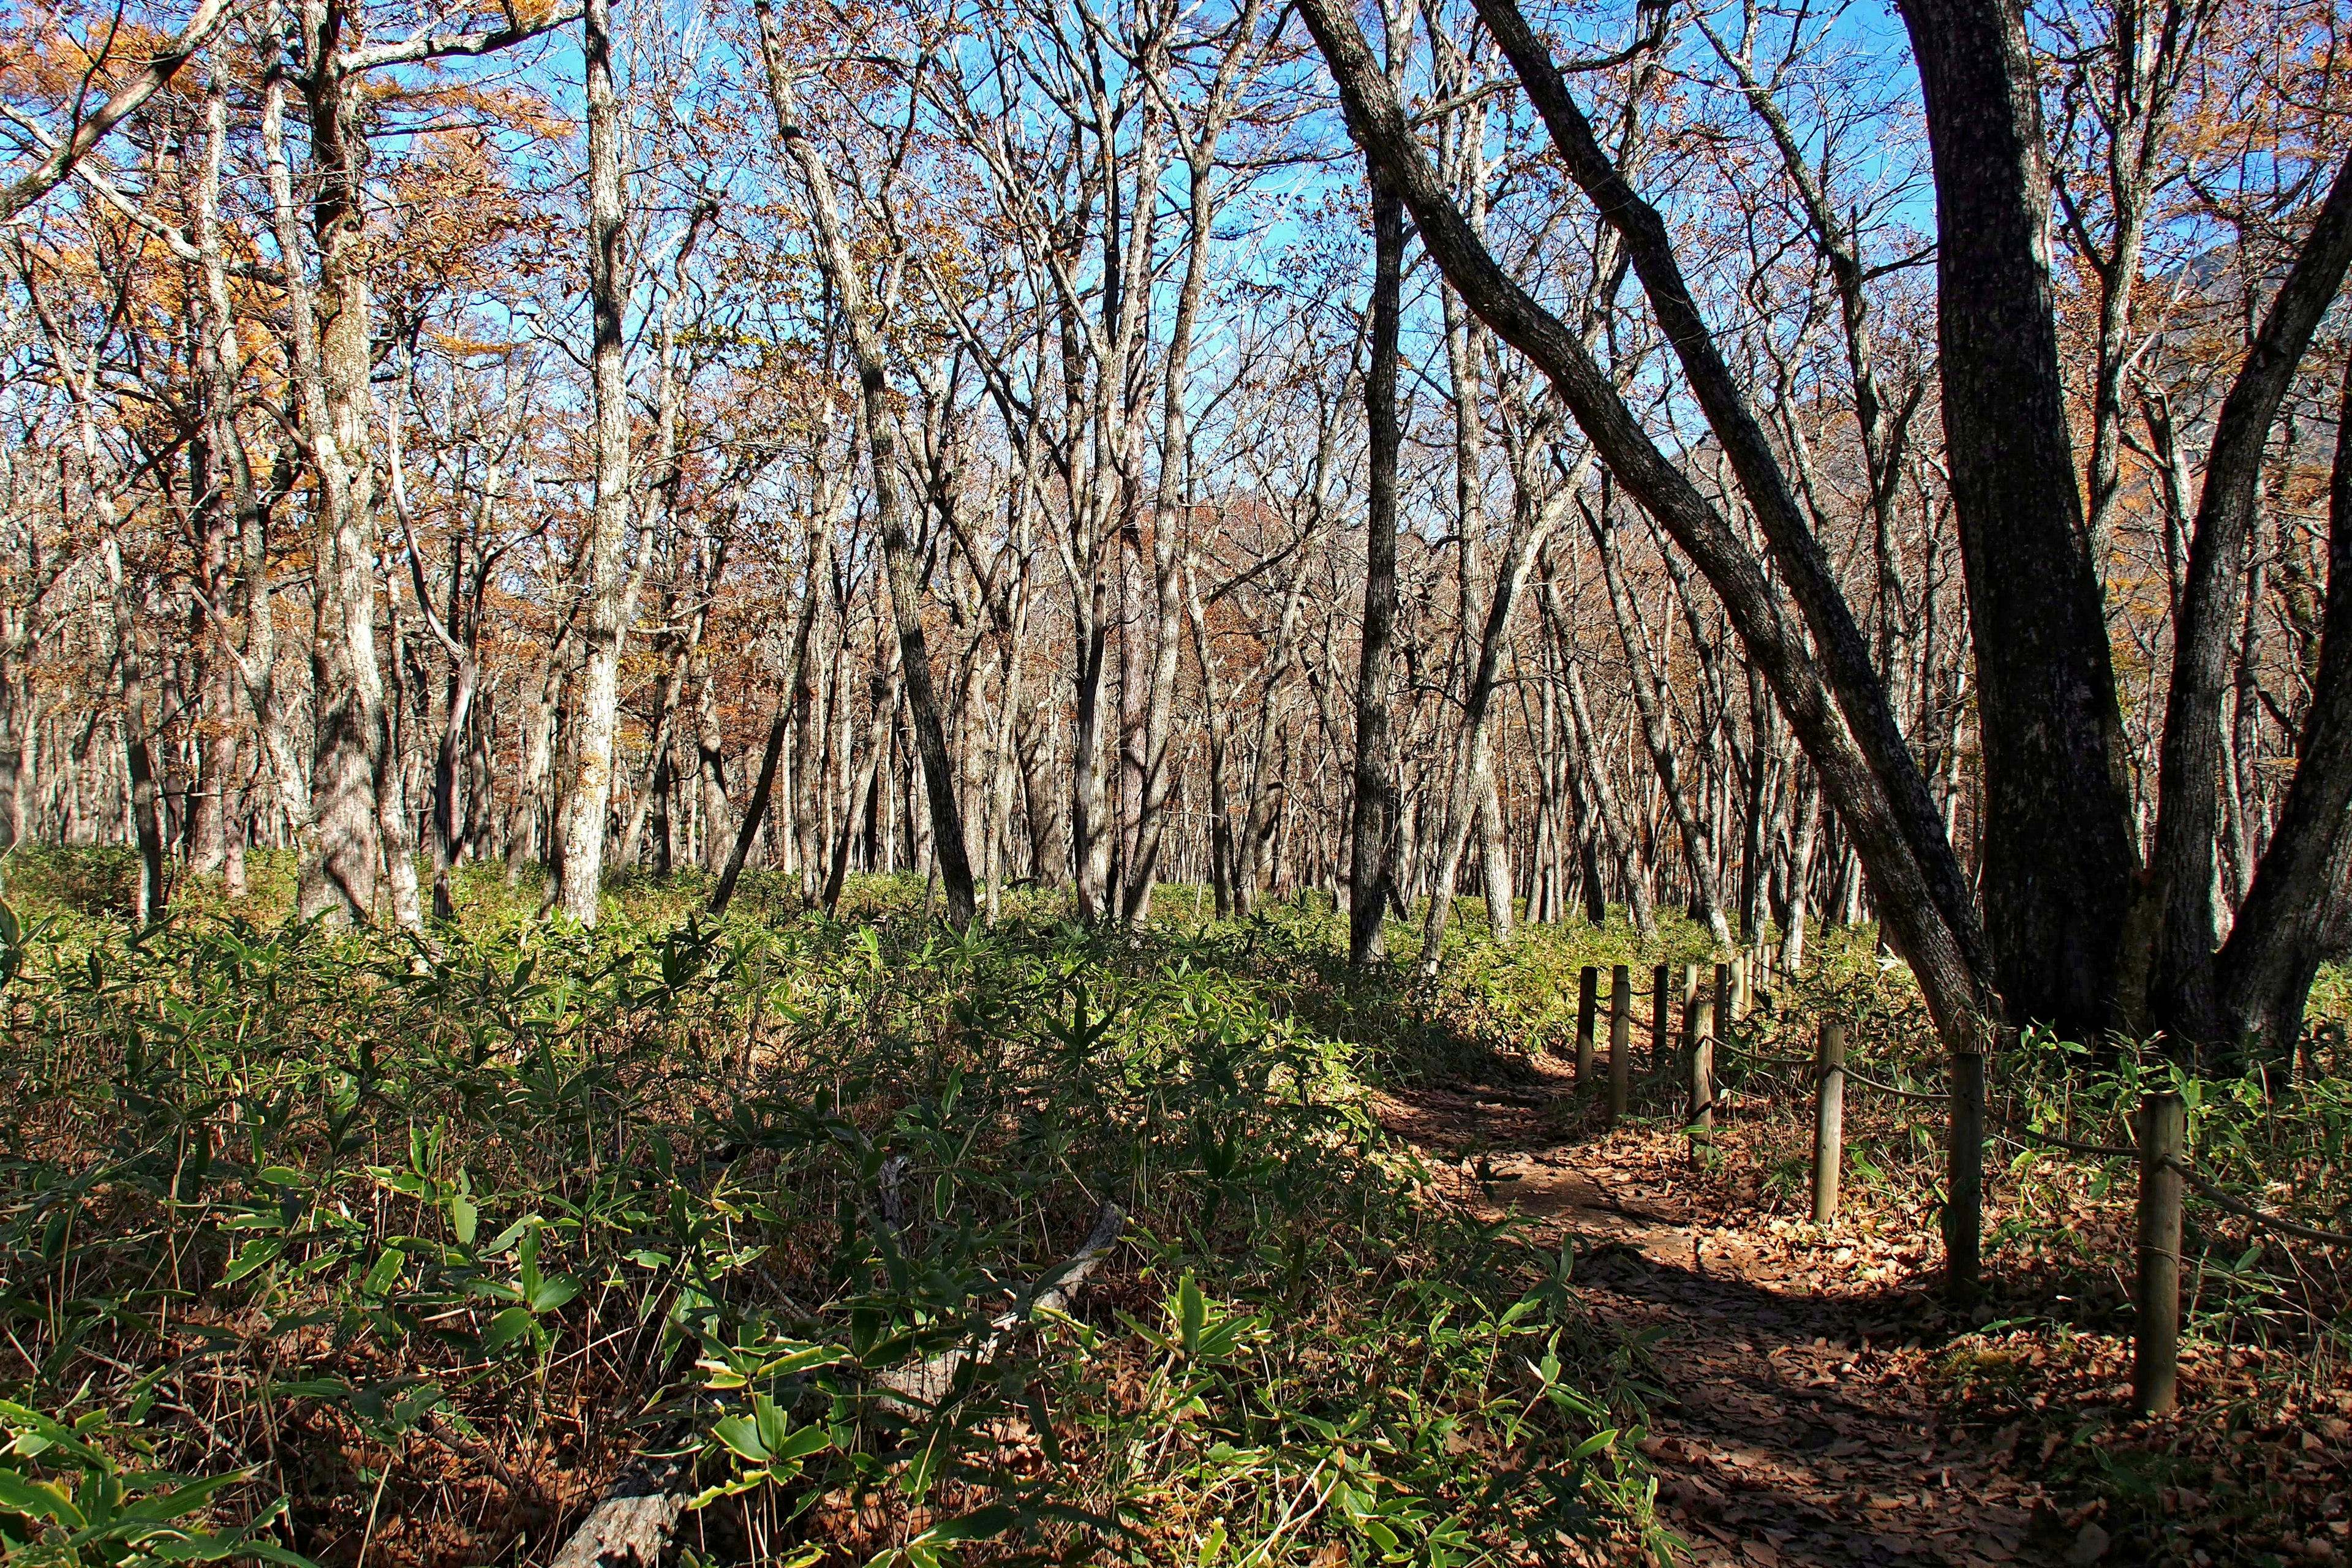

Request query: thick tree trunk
[
  {"left": 1896, "top": 0, "right": 2138, "bottom": 1036},
  {"left": 273, "top": 15, "right": 385, "bottom": 925}
]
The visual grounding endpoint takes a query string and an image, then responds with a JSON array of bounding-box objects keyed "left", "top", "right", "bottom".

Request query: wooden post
[
  {"left": 1651, "top": 963, "right": 1670, "bottom": 1076},
  {"left": 1811, "top": 1020, "right": 1847, "bottom": 1224},
  {"left": 1714, "top": 961, "right": 1733, "bottom": 1041},
  {"left": 1681, "top": 963, "right": 1700, "bottom": 1052},
  {"left": 1945, "top": 1036, "right": 1986, "bottom": 1304},
  {"left": 1608, "top": 964, "right": 1631, "bottom": 1125},
  {"left": 1688, "top": 993, "right": 1715, "bottom": 1167},
  {"left": 2133, "top": 1090, "right": 2186, "bottom": 1417},
  {"left": 1733, "top": 951, "right": 1751, "bottom": 1019},
  {"left": 1575, "top": 965, "right": 1598, "bottom": 1081}
]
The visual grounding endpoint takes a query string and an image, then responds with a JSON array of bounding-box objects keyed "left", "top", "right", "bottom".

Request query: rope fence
[{"left": 1563, "top": 949, "right": 2352, "bottom": 1419}]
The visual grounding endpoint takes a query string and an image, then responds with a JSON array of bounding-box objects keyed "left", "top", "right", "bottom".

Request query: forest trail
[{"left": 1375, "top": 1061, "right": 2062, "bottom": 1568}]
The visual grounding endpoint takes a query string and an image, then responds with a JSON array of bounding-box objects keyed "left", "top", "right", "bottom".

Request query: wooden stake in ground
[
  {"left": 1812, "top": 1019, "right": 1847, "bottom": 1223},
  {"left": 1608, "top": 963, "right": 1630, "bottom": 1125},
  {"left": 1652, "top": 962, "right": 1670, "bottom": 1074},
  {"left": 2134, "top": 1090, "right": 2186, "bottom": 1416},
  {"left": 1688, "top": 992, "right": 1715, "bottom": 1167},
  {"left": 1945, "top": 1031, "right": 1988, "bottom": 1302},
  {"left": 1575, "top": 965, "right": 1598, "bottom": 1080}
]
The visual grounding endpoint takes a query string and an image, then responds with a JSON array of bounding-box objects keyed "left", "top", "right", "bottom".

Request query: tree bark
[
  {"left": 275, "top": 6, "right": 385, "bottom": 925},
  {"left": 2212, "top": 356, "right": 2352, "bottom": 1060},
  {"left": 1348, "top": 170, "right": 1406, "bottom": 967},
  {"left": 2148, "top": 153, "right": 2352, "bottom": 1041},
  {"left": 1896, "top": 0, "right": 2139, "bottom": 1036},
  {"left": 756, "top": 1, "right": 976, "bottom": 928},
  {"left": 552, "top": 0, "right": 641, "bottom": 925},
  {"left": 1296, "top": 0, "right": 1988, "bottom": 1046}
]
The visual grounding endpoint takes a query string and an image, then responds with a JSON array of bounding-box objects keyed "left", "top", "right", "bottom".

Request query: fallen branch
[
  {"left": 551, "top": 1446, "right": 691, "bottom": 1568},
  {"left": 875, "top": 1200, "right": 1126, "bottom": 1417}
]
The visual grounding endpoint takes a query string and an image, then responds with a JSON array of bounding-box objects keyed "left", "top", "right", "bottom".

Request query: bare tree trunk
[
  {"left": 23, "top": 264, "right": 165, "bottom": 918},
  {"left": 2212, "top": 356, "right": 2352, "bottom": 1060},
  {"left": 507, "top": 637, "right": 572, "bottom": 883},
  {"left": 1123, "top": 1, "right": 1265, "bottom": 925},
  {"left": 1348, "top": 170, "right": 1406, "bottom": 967},
  {"left": 1418, "top": 499, "right": 1556, "bottom": 973},
  {"left": 376, "top": 581, "right": 424, "bottom": 933},
  {"left": 1588, "top": 496, "right": 1730, "bottom": 948},
  {"left": 824, "top": 633, "right": 905, "bottom": 913},
  {"left": 553, "top": 0, "right": 641, "bottom": 925},
  {"left": 2147, "top": 155, "right": 2352, "bottom": 1039},
  {"left": 1539, "top": 557, "right": 1657, "bottom": 943},
  {"left": 712, "top": 519, "right": 829, "bottom": 918},
  {"left": 1182, "top": 553, "right": 1237, "bottom": 919},
  {"left": 102, "top": 540, "right": 167, "bottom": 922},
  {"left": 1780, "top": 764, "right": 1823, "bottom": 971},
  {"left": 756, "top": 4, "right": 975, "bottom": 928},
  {"left": 270, "top": 15, "right": 384, "bottom": 925}
]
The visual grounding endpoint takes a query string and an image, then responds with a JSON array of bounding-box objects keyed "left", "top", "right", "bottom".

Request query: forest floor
[
  {"left": 1374, "top": 1054, "right": 2323, "bottom": 1568},
  {"left": 6, "top": 853, "right": 2350, "bottom": 1567}
]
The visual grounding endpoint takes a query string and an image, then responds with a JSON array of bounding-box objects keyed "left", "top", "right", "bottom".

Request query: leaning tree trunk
[
  {"left": 757, "top": 0, "right": 976, "bottom": 929},
  {"left": 2212, "top": 355, "right": 2352, "bottom": 1061},
  {"left": 1296, "top": 0, "right": 1988, "bottom": 1047},
  {"left": 2147, "top": 153, "right": 2352, "bottom": 1042}
]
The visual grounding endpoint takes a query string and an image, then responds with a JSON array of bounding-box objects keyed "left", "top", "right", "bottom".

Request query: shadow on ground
[{"left": 1381, "top": 1054, "right": 2062, "bottom": 1568}]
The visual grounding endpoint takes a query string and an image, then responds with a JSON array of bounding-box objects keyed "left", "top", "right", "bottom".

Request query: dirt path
[{"left": 1376, "top": 1061, "right": 2058, "bottom": 1568}]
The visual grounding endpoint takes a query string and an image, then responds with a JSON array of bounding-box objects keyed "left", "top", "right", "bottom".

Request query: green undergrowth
[{"left": 0, "top": 853, "right": 1675, "bottom": 1568}]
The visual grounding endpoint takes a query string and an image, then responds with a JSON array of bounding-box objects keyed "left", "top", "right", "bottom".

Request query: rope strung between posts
[
  {"left": 2164, "top": 1156, "right": 2352, "bottom": 1248},
  {"left": 1983, "top": 1107, "right": 2137, "bottom": 1161},
  {"left": 1838, "top": 1067, "right": 1950, "bottom": 1104},
  {"left": 1678, "top": 1019, "right": 2351, "bottom": 1250}
]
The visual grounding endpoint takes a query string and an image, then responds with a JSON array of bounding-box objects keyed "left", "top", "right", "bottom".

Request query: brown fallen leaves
[{"left": 1379, "top": 1050, "right": 2352, "bottom": 1567}]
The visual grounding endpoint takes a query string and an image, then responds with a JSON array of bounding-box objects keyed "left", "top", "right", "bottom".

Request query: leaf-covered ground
[
  {"left": 2, "top": 846, "right": 2347, "bottom": 1567},
  {"left": 1375, "top": 981, "right": 2352, "bottom": 1568}
]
